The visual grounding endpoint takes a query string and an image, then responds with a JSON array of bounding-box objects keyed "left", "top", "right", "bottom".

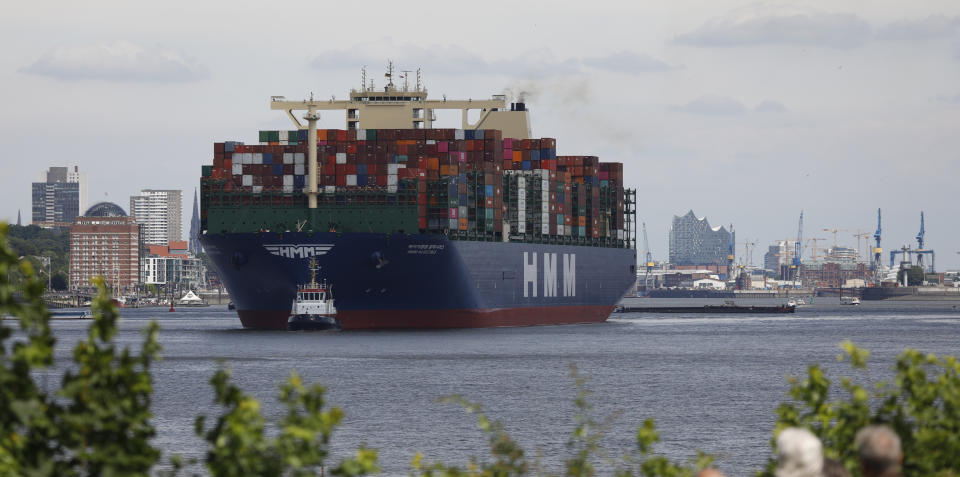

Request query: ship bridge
[{"left": 270, "top": 64, "right": 531, "bottom": 139}]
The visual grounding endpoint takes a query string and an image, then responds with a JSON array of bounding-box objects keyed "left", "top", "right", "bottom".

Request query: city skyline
[{"left": 1, "top": 1, "right": 958, "bottom": 267}]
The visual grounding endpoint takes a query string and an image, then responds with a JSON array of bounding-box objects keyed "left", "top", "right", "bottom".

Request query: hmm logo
[
  {"left": 264, "top": 244, "right": 334, "bottom": 259},
  {"left": 523, "top": 252, "right": 575, "bottom": 298}
]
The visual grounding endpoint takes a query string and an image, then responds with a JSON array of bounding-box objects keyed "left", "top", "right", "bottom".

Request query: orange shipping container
[
  {"left": 427, "top": 157, "right": 440, "bottom": 170},
  {"left": 458, "top": 217, "right": 468, "bottom": 230},
  {"left": 512, "top": 151, "right": 522, "bottom": 163}
]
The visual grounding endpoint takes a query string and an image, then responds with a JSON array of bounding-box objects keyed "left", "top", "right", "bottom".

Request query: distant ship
[{"left": 200, "top": 66, "right": 638, "bottom": 330}]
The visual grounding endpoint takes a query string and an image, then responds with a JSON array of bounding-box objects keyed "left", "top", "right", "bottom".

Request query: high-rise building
[
  {"left": 69, "top": 202, "right": 140, "bottom": 292},
  {"left": 129, "top": 189, "right": 182, "bottom": 245},
  {"left": 189, "top": 188, "right": 202, "bottom": 255},
  {"left": 31, "top": 166, "right": 87, "bottom": 228},
  {"left": 668, "top": 210, "right": 733, "bottom": 272}
]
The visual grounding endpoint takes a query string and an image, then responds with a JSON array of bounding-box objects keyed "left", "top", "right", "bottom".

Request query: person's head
[
  {"left": 822, "top": 457, "right": 851, "bottom": 477},
  {"left": 855, "top": 425, "right": 902, "bottom": 477},
  {"left": 696, "top": 468, "right": 726, "bottom": 477},
  {"left": 775, "top": 427, "right": 823, "bottom": 477}
]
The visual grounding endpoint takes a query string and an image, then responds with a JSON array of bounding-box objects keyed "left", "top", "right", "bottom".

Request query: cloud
[
  {"left": 671, "top": 95, "right": 748, "bottom": 116},
  {"left": 877, "top": 15, "right": 960, "bottom": 41},
  {"left": 308, "top": 40, "right": 676, "bottom": 78},
  {"left": 581, "top": 51, "right": 681, "bottom": 73},
  {"left": 675, "top": 5, "right": 871, "bottom": 48},
  {"left": 934, "top": 93, "right": 960, "bottom": 104},
  {"left": 754, "top": 100, "right": 787, "bottom": 112},
  {"left": 22, "top": 41, "right": 205, "bottom": 82}
]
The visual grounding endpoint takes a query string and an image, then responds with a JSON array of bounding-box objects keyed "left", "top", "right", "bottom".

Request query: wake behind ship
[{"left": 200, "top": 66, "right": 637, "bottom": 330}]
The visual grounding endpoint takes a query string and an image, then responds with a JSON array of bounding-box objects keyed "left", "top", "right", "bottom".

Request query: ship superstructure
[{"left": 200, "top": 66, "right": 637, "bottom": 329}]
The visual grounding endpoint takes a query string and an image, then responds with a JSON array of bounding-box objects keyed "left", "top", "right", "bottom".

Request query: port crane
[
  {"left": 887, "top": 211, "right": 935, "bottom": 273},
  {"left": 872, "top": 209, "right": 882, "bottom": 279},
  {"left": 792, "top": 211, "right": 803, "bottom": 286},
  {"left": 641, "top": 222, "right": 654, "bottom": 291}
]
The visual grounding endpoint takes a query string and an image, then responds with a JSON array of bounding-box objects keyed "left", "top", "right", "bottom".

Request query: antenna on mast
[
  {"left": 385, "top": 60, "right": 394, "bottom": 90},
  {"left": 401, "top": 70, "right": 412, "bottom": 92},
  {"left": 361, "top": 66, "right": 367, "bottom": 92},
  {"left": 416, "top": 68, "right": 422, "bottom": 92}
]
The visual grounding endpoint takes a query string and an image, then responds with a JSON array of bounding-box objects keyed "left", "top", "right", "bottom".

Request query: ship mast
[{"left": 308, "top": 258, "right": 318, "bottom": 288}]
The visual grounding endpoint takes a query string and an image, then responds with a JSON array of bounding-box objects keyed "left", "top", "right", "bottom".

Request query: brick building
[{"left": 69, "top": 202, "right": 140, "bottom": 293}]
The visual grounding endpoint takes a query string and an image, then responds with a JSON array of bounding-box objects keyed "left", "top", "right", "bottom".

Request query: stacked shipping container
[{"left": 202, "top": 128, "right": 629, "bottom": 245}]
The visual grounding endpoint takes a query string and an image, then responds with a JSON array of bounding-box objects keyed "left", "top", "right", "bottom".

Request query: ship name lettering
[{"left": 522, "top": 252, "right": 575, "bottom": 298}]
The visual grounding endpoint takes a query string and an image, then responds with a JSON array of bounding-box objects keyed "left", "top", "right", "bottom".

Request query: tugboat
[{"left": 287, "top": 258, "right": 340, "bottom": 331}]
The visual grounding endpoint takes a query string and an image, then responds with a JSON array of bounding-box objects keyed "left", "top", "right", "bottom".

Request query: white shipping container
[
  {"left": 336, "top": 152, "right": 347, "bottom": 164},
  {"left": 253, "top": 153, "right": 263, "bottom": 165},
  {"left": 426, "top": 140, "right": 436, "bottom": 145},
  {"left": 387, "top": 184, "right": 398, "bottom": 193},
  {"left": 455, "top": 129, "right": 465, "bottom": 140},
  {"left": 294, "top": 153, "right": 305, "bottom": 164},
  {"left": 518, "top": 210, "right": 526, "bottom": 221},
  {"left": 356, "top": 129, "right": 366, "bottom": 140},
  {"left": 325, "top": 186, "right": 336, "bottom": 193},
  {"left": 252, "top": 185, "right": 263, "bottom": 193},
  {"left": 517, "top": 176, "right": 525, "bottom": 188},
  {"left": 542, "top": 224, "right": 550, "bottom": 235},
  {"left": 279, "top": 140, "right": 288, "bottom": 146},
  {"left": 294, "top": 164, "right": 305, "bottom": 175},
  {"left": 282, "top": 185, "right": 294, "bottom": 193},
  {"left": 387, "top": 175, "right": 398, "bottom": 186},
  {"left": 387, "top": 164, "right": 399, "bottom": 174},
  {"left": 279, "top": 130, "right": 288, "bottom": 141},
  {"left": 346, "top": 174, "right": 357, "bottom": 186},
  {"left": 542, "top": 212, "right": 549, "bottom": 222},
  {"left": 283, "top": 153, "right": 293, "bottom": 164},
  {"left": 232, "top": 163, "right": 243, "bottom": 175},
  {"left": 518, "top": 222, "right": 526, "bottom": 234},
  {"left": 542, "top": 190, "right": 549, "bottom": 202},
  {"left": 558, "top": 224, "right": 565, "bottom": 235},
  {"left": 242, "top": 175, "right": 252, "bottom": 186},
  {"left": 283, "top": 175, "right": 293, "bottom": 186},
  {"left": 449, "top": 219, "right": 458, "bottom": 229},
  {"left": 459, "top": 206, "right": 467, "bottom": 217},
  {"left": 241, "top": 153, "right": 252, "bottom": 164}
]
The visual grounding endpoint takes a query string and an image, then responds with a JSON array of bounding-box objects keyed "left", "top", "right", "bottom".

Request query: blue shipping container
[{"left": 485, "top": 185, "right": 494, "bottom": 196}]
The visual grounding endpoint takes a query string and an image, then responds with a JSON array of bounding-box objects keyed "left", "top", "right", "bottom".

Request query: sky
[{"left": 1, "top": 0, "right": 958, "bottom": 268}]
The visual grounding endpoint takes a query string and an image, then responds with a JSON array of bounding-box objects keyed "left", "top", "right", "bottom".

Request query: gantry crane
[
  {"left": 641, "top": 222, "right": 654, "bottom": 290},
  {"left": 872, "top": 209, "right": 882, "bottom": 277},
  {"left": 792, "top": 211, "right": 803, "bottom": 286}
]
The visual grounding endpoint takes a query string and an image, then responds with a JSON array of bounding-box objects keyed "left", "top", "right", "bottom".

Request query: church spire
[
  {"left": 189, "top": 188, "right": 202, "bottom": 255},
  {"left": 17, "top": 209, "right": 21, "bottom": 226}
]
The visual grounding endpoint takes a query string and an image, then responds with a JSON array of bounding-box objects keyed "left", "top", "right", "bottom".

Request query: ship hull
[{"left": 202, "top": 232, "right": 636, "bottom": 330}]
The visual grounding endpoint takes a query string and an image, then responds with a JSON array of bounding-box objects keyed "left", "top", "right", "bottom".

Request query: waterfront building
[
  {"left": 69, "top": 202, "right": 140, "bottom": 293},
  {"left": 141, "top": 240, "right": 203, "bottom": 288},
  {"left": 129, "top": 189, "right": 182, "bottom": 245},
  {"left": 31, "top": 166, "right": 87, "bottom": 228},
  {"left": 668, "top": 210, "right": 733, "bottom": 275}
]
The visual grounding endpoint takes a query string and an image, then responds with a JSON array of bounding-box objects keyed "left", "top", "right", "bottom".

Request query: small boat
[
  {"left": 843, "top": 297, "right": 861, "bottom": 306},
  {"left": 227, "top": 302, "right": 236, "bottom": 310},
  {"left": 787, "top": 298, "right": 806, "bottom": 307},
  {"left": 288, "top": 258, "right": 340, "bottom": 331}
]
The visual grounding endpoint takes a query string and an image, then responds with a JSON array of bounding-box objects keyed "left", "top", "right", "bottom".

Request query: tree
[{"left": 761, "top": 341, "right": 960, "bottom": 477}]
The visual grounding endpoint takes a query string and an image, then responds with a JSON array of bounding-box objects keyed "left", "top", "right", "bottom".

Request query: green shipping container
[
  {"left": 268, "top": 130, "right": 280, "bottom": 142},
  {"left": 258, "top": 131, "right": 270, "bottom": 143},
  {"left": 201, "top": 165, "right": 213, "bottom": 177}
]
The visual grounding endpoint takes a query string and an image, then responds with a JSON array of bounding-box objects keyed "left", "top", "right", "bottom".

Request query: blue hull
[{"left": 201, "top": 232, "right": 636, "bottom": 329}]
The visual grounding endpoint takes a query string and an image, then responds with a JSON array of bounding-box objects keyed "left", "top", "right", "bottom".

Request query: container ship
[{"left": 200, "top": 67, "right": 637, "bottom": 330}]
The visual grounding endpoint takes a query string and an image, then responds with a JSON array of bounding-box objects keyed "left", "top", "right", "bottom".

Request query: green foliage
[
  {"left": 0, "top": 224, "right": 161, "bottom": 476},
  {"left": 4, "top": 225, "right": 70, "bottom": 290},
  {"left": 195, "top": 367, "right": 379, "bottom": 477},
  {"left": 762, "top": 340, "right": 960, "bottom": 477},
  {"left": 410, "top": 365, "right": 712, "bottom": 477}
]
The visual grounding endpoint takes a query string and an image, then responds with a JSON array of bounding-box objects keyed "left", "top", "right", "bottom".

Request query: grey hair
[
  {"left": 775, "top": 427, "right": 824, "bottom": 477},
  {"left": 855, "top": 425, "right": 901, "bottom": 476}
]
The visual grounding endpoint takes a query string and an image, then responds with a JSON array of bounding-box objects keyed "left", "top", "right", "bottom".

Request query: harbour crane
[
  {"left": 792, "top": 211, "right": 803, "bottom": 286},
  {"left": 872, "top": 209, "right": 882, "bottom": 276},
  {"left": 641, "top": 222, "right": 654, "bottom": 290},
  {"left": 914, "top": 211, "right": 935, "bottom": 272}
]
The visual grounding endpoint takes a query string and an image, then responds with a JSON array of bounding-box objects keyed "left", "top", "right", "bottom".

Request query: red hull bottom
[{"left": 236, "top": 306, "right": 614, "bottom": 330}]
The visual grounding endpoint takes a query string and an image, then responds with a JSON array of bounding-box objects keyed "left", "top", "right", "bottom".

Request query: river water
[{"left": 29, "top": 300, "right": 960, "bottom": 475}]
